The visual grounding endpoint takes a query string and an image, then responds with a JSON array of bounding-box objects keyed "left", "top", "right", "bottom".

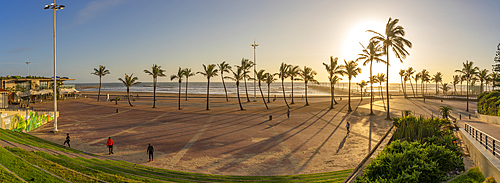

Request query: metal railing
[{"left": 464, "top": 123, "right": 500, "bottom": 158}]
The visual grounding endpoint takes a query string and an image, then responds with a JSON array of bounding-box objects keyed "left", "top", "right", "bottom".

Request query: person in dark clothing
[
  {"left": 287, "top": 109, "right": 290, "bottom": 119},
  {"left": 62, "top": 133, "right": 70, "bottom": 148},
  {"left": 147, "top": 143, "right": 154, "bottom": 162},
  {"left": 346, "top": 121, "right": 350, "bottom": 133},
  {"left": 107, "top": 137, "right": 114, "bottom": 155}
]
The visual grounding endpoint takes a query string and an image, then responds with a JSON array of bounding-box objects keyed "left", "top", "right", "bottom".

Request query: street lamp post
[
  {"left": 251, "top": 39, "right": 259, "bottom": 102},
  {"left": 44, "top": 0, "right": 64, "bottom": 132},
  {"left": 26, "top": 59, "right": 30, "bottom": 76}
]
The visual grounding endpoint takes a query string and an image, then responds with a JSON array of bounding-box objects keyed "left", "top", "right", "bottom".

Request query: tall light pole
[
  {"left": 44, "top": 0, "right": 64, "bottom": 132},
  {"left": 251, "top": 39, "right": 259, "bottom": 102},
  {"left": 26, "top": 59, "right": 30, "bottom": 76}
]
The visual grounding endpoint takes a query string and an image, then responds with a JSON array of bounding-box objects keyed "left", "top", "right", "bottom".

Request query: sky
[{"left": 1, "top": 0, "right": 500, "bottom": 84}]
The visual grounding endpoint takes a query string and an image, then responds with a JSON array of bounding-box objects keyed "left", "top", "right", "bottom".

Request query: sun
[{"left": 341, "top": 21, "right": 404, "bottom": 84}]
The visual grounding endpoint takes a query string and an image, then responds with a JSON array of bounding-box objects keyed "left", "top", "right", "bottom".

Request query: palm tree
[
  {"left": 278, "top": 63, "right": 291, "bottom": 109},
  {"left": 183, "top": 68, "right": 196, "bottom": 101},
  {"left": 376, "top": 73, "right": 387, "bottom": 101},
  {"left": 323, "top": 56, "right": 346, "bottom": 109},
  {"left": 197, "top": 64, "right": 218, "bottom": 110},
  {"left": 241, "top": 58, "right": 254, "bottom": 102},
  {"left": 264, "top": 73, "right": 277, "bottom": 103},
  {"left": 403, "top": 72, "right": 410, "bottom": 98},
  {"left": 357, "top": 41, "right": 385, "bottom": 115},
  {"left": 170, "top": 67, "right": 185, "bottom": 110},
  {"left": 439, "top": 106, "right": 453, "bottom": 119},
  {"left": 91, "top": 65, "right": 110, "bottom": 102},
  {"left": 299, "top": 66, "right": 319, "bottom": 106},
  {"left": 455, "top": 60, "right": 479, "bottom": 111},
  {"left": 344, "top": 60, "right": 362, "bottom": 112},
  {"left": 452, "top": 75, "right": 460, "bottom": 95},
  {"left": 406, "top": 67, "right": 416, "bottom": 97},
  {"left": 491, "top": 73, "right": 499, "bottom": 90},
  {"left": 288, "top": 65, "right": 302, "bottom": 104},
  {"left": 420, "top": 69, "right": 430, "bottom": 95},
  {"left": 432, "top": 72, "right": 443, "bottom": 95},
  {"left": 440, "top": 83, "right": 451, "bottom": 95},
  {"left": 228, "top": 66, "right": 245, "bottom": 110},
  {"left": 368, "top": 17, "right": 412, "bottom": 119},
  {"left": 460, "top": 75, "right": 467, "bottom": 95},
  {"left": 414, "top": 72, "right": 421, "bottom": 96},
  {"left": 250, "top": 69, "right": 269, "bottom": 109},
  {"left": 217, "top": 61, "right": 232, "bottom": 102},
  {"left": 357, "top": 80, "right": 367, "bottom": 101},
  {"left": 118, "top": 73, "right": 141, "bottom": 107},
  {"left": 144, "top": 64, "right": 166, "bottom": 108},
  {"left": 399, "top": 69, "right": 406, "bottom": 97},
  {"left": 477, "top": 69, "right": 490, "bottom": 94}
]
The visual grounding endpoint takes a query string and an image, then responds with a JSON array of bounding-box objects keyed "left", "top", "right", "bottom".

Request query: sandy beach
[{"left": 27, "top": 91, "right": 462, "bottom": 176}]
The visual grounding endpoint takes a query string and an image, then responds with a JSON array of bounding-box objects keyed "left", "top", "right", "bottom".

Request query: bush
[
  {"left": 392, "top": 116, "right": 450, "bottom": 142},
  {"left": 448, "top": 167, "right": 485, "bottom": 183},
  {"left": 478, "top": 91, "right": 500, "bottom": 116},
  {"left": 355, "top": 140, "right": 464, "bottom": 183}
]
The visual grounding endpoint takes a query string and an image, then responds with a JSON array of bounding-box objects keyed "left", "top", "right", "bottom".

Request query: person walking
[
  {"left": 346, "top": 121, "right": 350, "bottom": 133},
  {"left": 147, "top": 143, "right": 154, "bottom": 162},
  {"left": 107, "top": 137, "right": 114, "bottom": 155},
  {"left": 287, "top": 109, "right": 290, "bottom": 119},
  {"left": 62, "top": 133, "right": 70, "bottom": 148}
]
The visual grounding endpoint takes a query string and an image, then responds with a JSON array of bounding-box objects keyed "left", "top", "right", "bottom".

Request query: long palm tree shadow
[
  {"left": 278, "top": 106, "right": 331, "bottom": 142},
  {"left": 335, "top": 133, "right": 349, "bottom": 153},
  {"left": 221, "top": 107, "right": 330, "bottom": 156},
  {"left": 295, "top": 98, "right": 362, "bottom": 174},
  {"left": 288, "top": 103, "right": 349, "bottom": 154}
]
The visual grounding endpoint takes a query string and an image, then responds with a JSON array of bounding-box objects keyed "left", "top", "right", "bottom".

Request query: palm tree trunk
[
  {"left": 330, "top": 81, "right": 334, "bottom": 109},
  {"left": 206, "top": 78, "right": 210, "bottom": 110},
  {"left": 466, "top": 79, "right": 469, "bottom": 112},
  {"left": 400, "top": 76, "right": 404, "bottom": 96},
  {"left": 178, "top": 81, "right": 181, "bottom": 110},
  {"left": 410, "top": 80, "right": 415, "bottom": 97},
  {"left": 348, "top": 79, "right": 352, "bottom": 112},
  {"left": 153, "top": 78, "right": 156, "bottom": 108},
  {"left": 222, "top": 74, "right": 228, "bottom": 101},
  {"left": 370, "top": 62, "right": 374, "bottom": 115},
  {"left": 244, "top": 76, "right": 250, "bottom": 102},
  {"left": 185, "top": 78, "right": 188, "bottom": 101},
  {"left": 237, "top": 82, "right": 243, "bottom": 110},
  {"left": 127, "top": 87, "right": 132, "bottom": 106},
  {"left": 436, "top": 82, "right": 438, "bottom": 95},
  {"left": 259, "top": 82, "right": 268, "bottom": 109},
  {"left": 305, "top": 82, "right": 309, "bottom": 106},
  {"left": 360, "top": 87, "right": 363, "bottom": 101},
  {"left": 481, "top": 81, "right": 484, "bottom": 94},
  {"left": 282, "top": 79, "right": 290, "bottom": 109},
  {"left": 291, "top": 79, "right": 295, "bottom": 104},
  {"left": 267, "top": 83, "right": 271, "bottom": 103},
  {"left": 98, "top": 76, "right": 102, "bottom": 102},
  {"left": 333, "top": 83, "right": 337, "bottom": 104},
  {"left": 385, "top": 52, "right": 390, "bottom": 120}
]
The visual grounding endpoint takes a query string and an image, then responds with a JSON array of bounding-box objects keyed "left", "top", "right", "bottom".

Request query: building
[
  {"left": 0, "top": 76, "right": 75, "bottom": 90},
  {"left": 0, "top": 89, "right": 7, "bottom": 108}
]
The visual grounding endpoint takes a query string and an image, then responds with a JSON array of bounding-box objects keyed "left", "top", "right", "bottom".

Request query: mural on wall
[{"left": 9, "top": 112, "right": 53, "bottom": 132}]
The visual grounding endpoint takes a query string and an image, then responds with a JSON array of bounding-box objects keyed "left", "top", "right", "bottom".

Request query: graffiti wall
[{"left": 9, "top": 112, "right": 53, "bottom": 132}]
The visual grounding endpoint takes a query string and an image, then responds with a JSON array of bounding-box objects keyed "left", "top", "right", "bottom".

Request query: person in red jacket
[{"left": 107, "top": 137, "right": 114, "bottom": 155}]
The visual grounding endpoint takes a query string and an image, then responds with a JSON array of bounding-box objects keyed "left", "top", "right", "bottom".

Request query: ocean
[{"left": 70, "top": 82, "right": 448, "bottom": 96}]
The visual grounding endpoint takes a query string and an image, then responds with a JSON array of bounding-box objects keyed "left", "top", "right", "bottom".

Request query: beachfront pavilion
[{"left": 0, "top": 77, "right": 75, "bottom": 90}]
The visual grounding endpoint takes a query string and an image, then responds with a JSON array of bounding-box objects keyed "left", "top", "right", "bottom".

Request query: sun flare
[{"left": 342, "top": 21, "right": 404, "bottom": 83}]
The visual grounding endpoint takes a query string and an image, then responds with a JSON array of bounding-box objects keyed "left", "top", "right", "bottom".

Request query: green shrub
[
  {"left": 392, "top": 116, "right": 450, "bottom": 142},
  {"left": 478, "top": 91, "right": 500, "bottom": 116},
  {"left": 355, "top": 140, "right": 464, "bottom": 183},
  {"left": 449, "top": 167, "right": 485, "bottom": 183}
]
